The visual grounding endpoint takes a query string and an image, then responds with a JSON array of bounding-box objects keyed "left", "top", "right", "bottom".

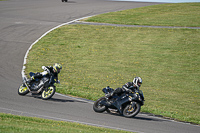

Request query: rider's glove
[
  {"left": 30, "top": 76, "right": 35, "bottom": 80},
  {"left": 133, "top": 93, "right": 138, "bottom": 98},
  {"left": 56, "top": 80, "right": 60, "bottom": 84}
]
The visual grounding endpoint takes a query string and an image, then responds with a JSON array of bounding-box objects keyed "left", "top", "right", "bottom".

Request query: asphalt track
[{"left": 0, "top": 0, "right": 199, "bottom": 133}]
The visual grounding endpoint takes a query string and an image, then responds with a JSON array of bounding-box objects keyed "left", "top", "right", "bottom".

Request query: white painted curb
[{"left": 21, "top": 15, "right": 94, "bottom": 78}]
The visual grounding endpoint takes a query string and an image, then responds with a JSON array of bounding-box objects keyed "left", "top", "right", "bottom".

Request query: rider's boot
[
  {"left": 26, "top": 76, "right": 35, "bottom": 87},
  {"left": 105, "top": 92, "right": 114, "bottom": 106},
  {"left": 25, "top": 79, "right": 32, "bottom": 89},
  {"left": 106, "top": 91, "right": 114, "bottom": 99}
]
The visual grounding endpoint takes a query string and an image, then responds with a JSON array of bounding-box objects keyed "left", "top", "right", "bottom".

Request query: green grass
[
  {"left": 0, "top": 113, "right": 131, "bottom": 133},
  {"left": 25, "top": 3, "right": 200, "bottom": 125},
  {"left": 85, "top": 3, "right": 200, "bottom": 27}
]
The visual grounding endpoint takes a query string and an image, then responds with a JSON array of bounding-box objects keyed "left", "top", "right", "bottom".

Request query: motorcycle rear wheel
[
  {"left": 41, "top": 86, "right": 56, "bottom": 100},
  {"left": 93, "top": 97, "right": 107, "bottom": 113},
  {"left": 18, "top": 84, "right": 29, "bottom": 95},
  {"left": 123, "top": 102, "right": 141, "bottom": 118}
]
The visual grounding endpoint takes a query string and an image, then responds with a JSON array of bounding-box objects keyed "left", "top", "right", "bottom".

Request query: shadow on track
[
  {"left": 23, "top": 94, "right": 88, "bottom": 103},
  {"left": 103, "top": 110, "right": 166, "bottom": 122},
  {"left": 48, "top": 97, "right": 88, "bottom": 103},
  {"left": 61, "top": 1, "right": 76, "bottom": 3}
]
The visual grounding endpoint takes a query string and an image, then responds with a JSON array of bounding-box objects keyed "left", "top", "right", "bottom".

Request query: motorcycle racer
[
  {"left": 28, "top": 63, "right": 62, "bottom": 90},
  {"left": 93, "top": 77, "right": 144, "bottom": 117},
  {"left": 106, "top": 77, "right": 142, "bottom": 98}
]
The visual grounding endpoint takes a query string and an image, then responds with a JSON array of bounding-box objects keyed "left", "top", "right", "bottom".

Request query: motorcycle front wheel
[
  {"left": 18, "top": 84, "right": 29, "bottom": 95},
  {"left": 93, "top": 97, "right": 107, "bottom": 113},
  {"left": 41, "top": 86, "right": 56, "bottom": 100},
  {"left": 123, "top": 102, "right": 141, "bottom": 118}
]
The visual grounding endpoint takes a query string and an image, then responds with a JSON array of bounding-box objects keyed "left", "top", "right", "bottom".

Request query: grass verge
[
  {"left": 0, "top": 113, "right": 131, "bottom": 133},
  {"left": 85, "top": 3, "right": 200, "bottom": 27},
  {"left": 25, "top": 3, "right": 200, "bottom": 124}
]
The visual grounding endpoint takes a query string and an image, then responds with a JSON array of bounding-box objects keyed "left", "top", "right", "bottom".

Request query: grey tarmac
[{"left": 0, "top": 0, "right": 199, "bottom": 133}]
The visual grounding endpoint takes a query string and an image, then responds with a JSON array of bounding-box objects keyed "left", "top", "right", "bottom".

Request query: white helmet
[{"left": 133, "top": 77, "right": 142, "bottom": 87}]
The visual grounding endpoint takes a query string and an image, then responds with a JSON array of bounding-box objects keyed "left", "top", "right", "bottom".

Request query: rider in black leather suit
[{"left": 106, "top": 77, "right": 142, "bottom": 98}]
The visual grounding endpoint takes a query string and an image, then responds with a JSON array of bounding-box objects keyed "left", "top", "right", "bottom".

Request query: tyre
[
  {"left": 93, "top": 97, "right": 107, "bottom": 113},
  {"left": 123, "top": 102, "right": 141, "bottom": 118},
  {"left": 41, "top": 86, "right": 56, "bottom": 100},
  {"left": 18, "top": 84, "right": 29, "bottom": 95}
]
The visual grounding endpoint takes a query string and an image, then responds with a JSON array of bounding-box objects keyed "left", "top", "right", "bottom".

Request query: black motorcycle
[
  {"left": 18, "top": 72, "right": 59, "bottom": 100},
  {"left": 93, "top": 86, "right": 144, "bottom": 118}
]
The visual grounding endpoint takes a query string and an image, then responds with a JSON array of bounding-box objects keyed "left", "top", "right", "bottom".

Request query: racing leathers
[
  {"left": 29, "top": 66, "right": 59, "bottom": 90},
  {"left": 106, "top": 82, "right": 139, "bottom": 98}
]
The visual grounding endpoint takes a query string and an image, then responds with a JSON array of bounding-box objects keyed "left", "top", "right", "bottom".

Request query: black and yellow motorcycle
[{"left": 18, "top": 72, "right": 59, "bottom": 100}]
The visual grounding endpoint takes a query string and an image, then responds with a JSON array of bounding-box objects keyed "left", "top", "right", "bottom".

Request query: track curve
[{"left": 0, "top": 0, "right": 199, "bottom": 133}]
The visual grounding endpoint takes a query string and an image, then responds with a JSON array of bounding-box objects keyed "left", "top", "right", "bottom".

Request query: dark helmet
[
  {"left": 53, "top": 63, "right": 62, "bottom": 73},
  {"left": 133, "top": 77, "right": 142, "bottom": 87}
]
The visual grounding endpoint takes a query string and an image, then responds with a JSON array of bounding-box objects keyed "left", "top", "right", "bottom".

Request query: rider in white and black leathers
[
  {"left": 106, "top": 77, "right": 142, "bottom": 98},
  {"left": 28, "top": 63, "right": 62, "bottom": 90}
]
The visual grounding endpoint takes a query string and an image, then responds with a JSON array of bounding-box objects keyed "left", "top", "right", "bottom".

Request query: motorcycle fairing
[
  {"left": 114, "top": 94, "right": 133, "bottom": 114},
  {"left": 102, "top": 86, "right": 114, "bottom": 94},
  {"left": 99, "top": 93, "right": 135, "bottom": 114}
]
